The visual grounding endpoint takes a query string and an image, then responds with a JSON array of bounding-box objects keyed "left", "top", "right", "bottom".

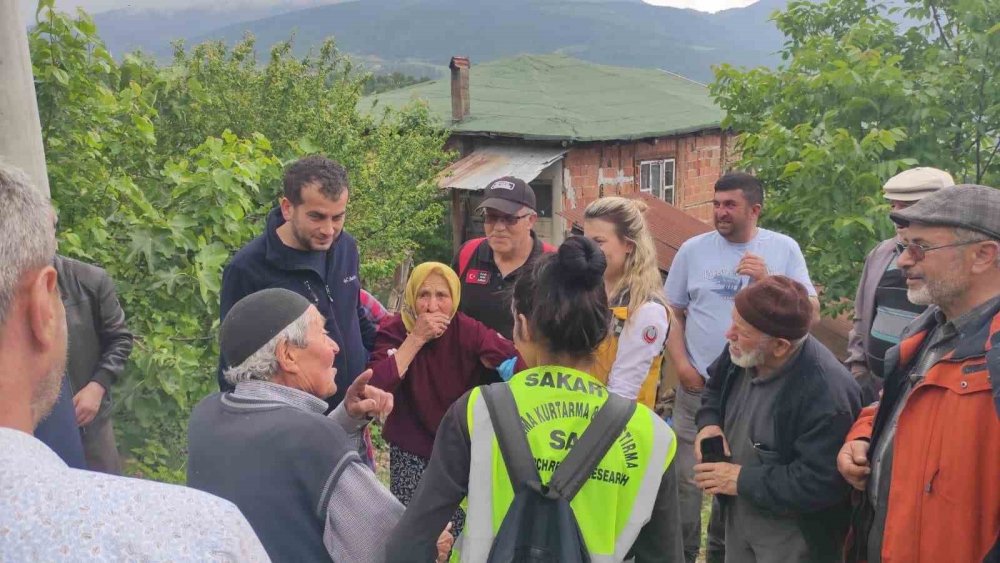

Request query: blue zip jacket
[
  {"left": 33, "top": 373, "right": 87, "bottom": 469},
  {"left": 218, "top": 208, "right": 374, "bottom": 408}
]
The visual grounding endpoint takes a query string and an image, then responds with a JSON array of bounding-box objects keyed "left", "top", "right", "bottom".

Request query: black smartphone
[{"left": 701, "top": 435, "right": 728, "bottom": 463}]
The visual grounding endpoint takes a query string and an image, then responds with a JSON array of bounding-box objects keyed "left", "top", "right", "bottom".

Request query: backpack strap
[
  {"left": 481, "top": 383, "right": 541, "bottom": 491},
  {"left": 548, "top": 393, "right": 636, "bottom": 501},
  {"left": 457, "top": 237, "right": 486, "bottom": 278}
]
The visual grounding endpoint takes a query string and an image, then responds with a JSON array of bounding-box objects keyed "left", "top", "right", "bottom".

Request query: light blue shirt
[
  {"left": 665, "top": 228, "right": 816, "bottom": 378},
  {"left": 0, "top": 427, "right": 270, "bottom": 562}
]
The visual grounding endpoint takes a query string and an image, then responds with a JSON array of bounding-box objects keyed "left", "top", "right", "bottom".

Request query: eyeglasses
[
  {"left": 895, "top": 239, "right": 988, "bottom": 262},
  {"left": 483, "top": 212, "right": 532, "bottom": 227}
]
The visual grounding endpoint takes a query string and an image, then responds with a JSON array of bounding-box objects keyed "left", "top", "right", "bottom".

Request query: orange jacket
[{"left": 845, "top": 304, "right": 1000, "bottom": 563}]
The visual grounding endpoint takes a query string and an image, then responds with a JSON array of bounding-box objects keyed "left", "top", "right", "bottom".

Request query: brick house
[
  {"left": 367, "top": 54, "right": 736, "bottom": 250},
  {"left": 368, "top": 54, "right": 850, "bottom": 359}
]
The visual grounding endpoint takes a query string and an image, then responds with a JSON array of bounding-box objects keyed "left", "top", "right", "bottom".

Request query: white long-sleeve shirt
[{"left": 606, "top": 301, "right": 670, "bottom": 401}]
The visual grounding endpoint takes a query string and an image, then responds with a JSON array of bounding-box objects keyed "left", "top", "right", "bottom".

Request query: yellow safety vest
[
  {"left": 456, "top": 366, "right": 677, "bottom": 563},
  {"left": 593, "top": 305, "right": 667, "bottom": 408}
]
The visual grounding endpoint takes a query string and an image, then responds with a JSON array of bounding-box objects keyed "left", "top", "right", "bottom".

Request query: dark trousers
[
  {"left": 856, "top": 371, "right": 884, "bottom": 407},
  {"left": 675, "top": 385, "right": 727, "bottom": 563},
  {"left": 34, "top": 374, "right": 87, "bottom": 469},
  {"left": 81, "top": 416, "right": 122, "bottom": 474},
  {"left": 673, "top": 385, "right": 704, "bottom": 562},
  {"left": 707, "top": 497, "right": 726, "bottom": 562},
  {"left": 390, "top": 444, "right": 466, "bottom": 536}
]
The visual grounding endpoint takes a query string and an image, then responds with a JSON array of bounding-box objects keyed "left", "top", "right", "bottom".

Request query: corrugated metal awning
[{"left": 437, "top": 145, "right": 566, "bottom": 191}]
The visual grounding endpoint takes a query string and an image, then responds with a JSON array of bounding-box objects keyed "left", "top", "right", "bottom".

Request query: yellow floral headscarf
[{"left": 401, "top": 262, "right": 461, "bottom": 332}]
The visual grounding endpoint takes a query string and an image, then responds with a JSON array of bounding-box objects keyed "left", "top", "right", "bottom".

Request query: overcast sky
[
  {"left": 19, "top": 0, "right": 758, "bottom": 17},
  {"left": 644, "top": 0, "right": 756, "bottom": 10}
]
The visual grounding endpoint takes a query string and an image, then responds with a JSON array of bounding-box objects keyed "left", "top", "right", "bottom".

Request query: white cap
[{"left": 883, "top": 167, "right": 954, "bottom": 202}]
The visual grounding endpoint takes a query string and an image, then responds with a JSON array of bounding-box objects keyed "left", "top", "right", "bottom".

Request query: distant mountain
[
  {"left": 91, "top": 0, "right": 349, "bottom": 59},
  {"left": 90, "top": 0, "right": 796, "bottom": 82}
]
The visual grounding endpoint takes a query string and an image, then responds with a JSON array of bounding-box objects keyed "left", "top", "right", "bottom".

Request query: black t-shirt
[{"left": 451, "top": 233, "right": 549, "bottom": 340}]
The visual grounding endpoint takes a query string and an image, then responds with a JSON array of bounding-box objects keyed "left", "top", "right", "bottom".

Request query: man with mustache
[
  {"left": 692, "top": 275, "right": 861, "bottom": 562},
  {"left": 665, "top": 172, "right": 819, "bottom": 562},
  {"left": 838, "top": 185, "right": 1000, "bottom": 563}
]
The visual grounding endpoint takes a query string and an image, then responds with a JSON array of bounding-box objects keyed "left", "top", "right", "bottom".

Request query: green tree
[
  {"left": 711, "top": 0, "right": 1000, "bottom": 310},
  {"left": 29, "top": 0, "right": 452, "bottom": 480},
  {"left": 362, "top": 72, "right": 431, "bottom": 95},
  {"left": 154, "top": 35, "right": 451, "bottom": 281}
]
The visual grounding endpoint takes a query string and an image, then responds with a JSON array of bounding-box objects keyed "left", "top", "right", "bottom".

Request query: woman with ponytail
[
  {"left": 386, "top": 238, "right": 684, "bottom": 563},
  {"left": 583, "top": 197, "right": 671, "bottom": 408}
]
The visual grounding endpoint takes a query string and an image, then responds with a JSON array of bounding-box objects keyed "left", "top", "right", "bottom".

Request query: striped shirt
[{"left": 866, "top": 252, "right": 926, "bottom": 377}]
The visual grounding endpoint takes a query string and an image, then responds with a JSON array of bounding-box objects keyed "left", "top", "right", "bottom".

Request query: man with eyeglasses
[
  {"left": 846, "top": 167, "right": 953, "bottom": 405},
  {"left": 838, "top": 184, "right": 1000, "bottom": 563},
  {"left": 452, "top": 176, "right": 555, "bottom": 341}
]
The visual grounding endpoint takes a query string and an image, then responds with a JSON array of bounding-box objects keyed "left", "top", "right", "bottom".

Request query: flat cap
[
  {"left": 891, "top": 184, "right": 1000, "bottom": 240},
  {"left": 221, "top": 288, "right": 312, "bottom": 368},
  {"left": 883, "top": 167, "right": 954, "bottom": 201}
]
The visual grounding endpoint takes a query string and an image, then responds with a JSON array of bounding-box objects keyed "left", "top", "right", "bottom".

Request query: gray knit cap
[{"left": 220, "top": 288, "right": 312, "bottom": 368}]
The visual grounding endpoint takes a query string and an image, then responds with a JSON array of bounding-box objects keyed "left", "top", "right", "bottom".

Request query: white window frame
[{"left": 639, "top": 159, "right": 676, "bottom": 205}]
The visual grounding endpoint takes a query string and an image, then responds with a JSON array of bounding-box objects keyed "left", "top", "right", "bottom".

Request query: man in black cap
[
  {"left": 838, "top": 184, "right": 1000, "bottom": 563},
  {"left": 452, "top": 176, "right": 555, "bottom": 340},
  {"left": 693, "top": 275, "right": 861, "bottom": 563},
  {"left": 188, "top": 288, "right": 453, "bottom": 562}
]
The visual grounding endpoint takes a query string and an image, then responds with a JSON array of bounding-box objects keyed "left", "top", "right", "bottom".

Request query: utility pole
[{"left": 0, "top": 0, "right": 50, "bottom": 197}]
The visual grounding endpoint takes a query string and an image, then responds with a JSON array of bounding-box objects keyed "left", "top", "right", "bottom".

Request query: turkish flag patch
[
  {"left": 466, "top": 269, "right": 491, "bottom": 285},
  {"left": 642, "top": 326, "right": 658, "bottom": 344}
]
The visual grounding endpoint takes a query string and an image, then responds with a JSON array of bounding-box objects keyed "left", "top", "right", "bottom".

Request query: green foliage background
[
  {"left": 711, "top": 0, "right": 999, "bottom": 312},
  {"left": 30, "top": 0, "right": 452, "bottom": 481},
  {"left": 30, "top": 0, "right": 1000, "bottom": 480}
]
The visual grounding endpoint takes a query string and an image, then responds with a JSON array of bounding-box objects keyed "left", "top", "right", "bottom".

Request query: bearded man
[
  {"left": 838, "top": 184, "right": 1000, "bottom": 563},
  {"left": 693, "top": 275, "right": 861, "bottom": 563}
]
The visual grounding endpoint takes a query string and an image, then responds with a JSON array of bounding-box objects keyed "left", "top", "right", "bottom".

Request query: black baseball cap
[{"left": 476, "top": 176, "right": 537, "bottom": 216}]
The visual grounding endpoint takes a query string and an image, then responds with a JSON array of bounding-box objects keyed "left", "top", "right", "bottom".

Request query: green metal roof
[{"left": 361, "top": 54, "right": 724, "bottom": 142}]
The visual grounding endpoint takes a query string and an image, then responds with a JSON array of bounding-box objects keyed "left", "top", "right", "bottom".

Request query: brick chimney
[{"left": 450, "top": 56, "right": 470, "bottom": 122}]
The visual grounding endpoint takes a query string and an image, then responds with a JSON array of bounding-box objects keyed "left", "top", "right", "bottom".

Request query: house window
[
  {"left": 530, "top": 181, "right": 553, "bottom": 218},
  {"left": 639, "top": 159, "right": 676, "bottom": 205}
]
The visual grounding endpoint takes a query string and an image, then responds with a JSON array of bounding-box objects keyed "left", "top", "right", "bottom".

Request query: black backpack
[{"left": 480, "top": 383, "right": 636, "bottom": 563}]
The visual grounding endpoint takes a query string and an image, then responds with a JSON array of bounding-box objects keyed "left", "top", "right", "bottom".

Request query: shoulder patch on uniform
[
  {"left": 642, "top": 325, "right": 658, "bottom": 344},
  {"left": 466, "top": 269, "right": 491, "bottom": 285}
]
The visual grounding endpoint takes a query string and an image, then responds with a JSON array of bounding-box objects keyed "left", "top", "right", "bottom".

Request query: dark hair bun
[{"left": 556, "top": 236, "right": 606, "bottom": 290}]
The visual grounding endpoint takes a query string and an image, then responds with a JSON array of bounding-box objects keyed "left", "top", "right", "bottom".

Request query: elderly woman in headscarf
[{"left": 367, "top": 262, "right": 518, "bottom": 509}]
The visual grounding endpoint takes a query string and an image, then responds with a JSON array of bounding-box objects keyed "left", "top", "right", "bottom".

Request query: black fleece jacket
[{"left": 696, "top": 336, "right": 863, "bottom": 561}]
